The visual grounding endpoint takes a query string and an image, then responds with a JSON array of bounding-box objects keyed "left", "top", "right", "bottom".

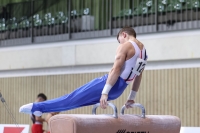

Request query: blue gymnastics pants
[{"left": 31, "top": 74, "right": 128, "bottom": 113}]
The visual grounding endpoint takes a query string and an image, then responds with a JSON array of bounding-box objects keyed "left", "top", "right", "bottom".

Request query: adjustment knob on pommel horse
[{"left": 49, "top": 103, "right": 181, "bottom": 133}]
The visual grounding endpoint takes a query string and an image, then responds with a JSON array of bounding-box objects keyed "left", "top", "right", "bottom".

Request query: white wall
[{"left": 0, "top": 29, "right": 200, "bottom": 71}]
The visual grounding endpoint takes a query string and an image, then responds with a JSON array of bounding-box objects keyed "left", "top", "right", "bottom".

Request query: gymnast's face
[{"left": 117, "top": 32, "right": 128, "bottom": 44}]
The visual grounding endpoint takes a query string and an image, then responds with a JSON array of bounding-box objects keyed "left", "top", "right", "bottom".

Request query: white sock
[
  {"left": 33, "top": 111, "right": 42, "bottom": 116},
  {"left": 19, "top": 103, "right": 33, "bottom": 114}
]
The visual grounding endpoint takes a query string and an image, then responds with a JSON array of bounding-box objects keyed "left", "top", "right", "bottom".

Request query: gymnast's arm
[
  {"left": 106, "top": 48, "right": 126, "bottom": 86},
  {"left": 125, "top": 71, "right": 144, "bottom": 108},
  {"left": 132, "top": 72, "right": 143, "bottom": 92},
  {"left": 100, "top": 45, "right": 127, "bottom": 109}
]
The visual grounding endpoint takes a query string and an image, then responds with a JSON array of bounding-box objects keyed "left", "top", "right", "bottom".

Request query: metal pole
[
  {"left": 155, "top": 0, "right": 158, "bottom": 31},
  {"left": 68, "top": 0, "right": 71, "bottom": 39},
  {"left": 109, "top": 0, "right": 112, "bottom": 36},
  {"left": 31, "top": 0, "right": 34, "bottom": 43}
]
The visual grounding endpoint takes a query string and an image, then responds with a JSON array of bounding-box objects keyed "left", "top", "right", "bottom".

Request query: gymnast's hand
[
  {"left": 125, "top": 100, "right": 135, "bottom": 108},
  {"left": 100, "top": 94, "right": 108, "bottom": 109}
]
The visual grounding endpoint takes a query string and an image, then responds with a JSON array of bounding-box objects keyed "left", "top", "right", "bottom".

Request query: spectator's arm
[{"left": 35, "top": 116, "right": 45, "bottom": 123}]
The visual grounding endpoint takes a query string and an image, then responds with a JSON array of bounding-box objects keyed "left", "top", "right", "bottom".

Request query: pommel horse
[{"left": 49, "top": 103, "right": 181, "bottom": 133}]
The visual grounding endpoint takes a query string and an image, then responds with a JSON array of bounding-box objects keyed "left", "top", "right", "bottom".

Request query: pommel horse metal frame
[
  {"left": 92, "top": 102, "right": 146, "bottom": 119},
  {"left": 121, "top": 103, "right": 146, "bottom": 118},
  {"left": 92, "top": 102, "right": 118, "bottom": 118}
]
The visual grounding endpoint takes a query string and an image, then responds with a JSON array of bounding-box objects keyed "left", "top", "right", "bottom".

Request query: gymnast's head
[
  {"left": 117, "top": 26, "right": 136, "bottom": 44},
  {"left": 36, "top": 93, "right": 47, "bottom": 102}
]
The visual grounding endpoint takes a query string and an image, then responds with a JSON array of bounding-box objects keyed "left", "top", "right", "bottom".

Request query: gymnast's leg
[
  {"left": 19, "top": 74, "right": 127, "bottom": 116},
  {"left": 19, "top": 75, "right": 107, "bottom": 116}
]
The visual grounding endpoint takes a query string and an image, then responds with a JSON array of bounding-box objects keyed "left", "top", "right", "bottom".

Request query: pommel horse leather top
[{"left": 49, "top": 103, "right": 181, "bottom": 133}]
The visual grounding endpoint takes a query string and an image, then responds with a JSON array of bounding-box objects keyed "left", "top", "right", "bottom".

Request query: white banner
[
  {"left": 180, "top": 127, "right": 200, "bottom": 133},
  {"left": 0, "top": 124, "right": 29, "bottom": 133}
]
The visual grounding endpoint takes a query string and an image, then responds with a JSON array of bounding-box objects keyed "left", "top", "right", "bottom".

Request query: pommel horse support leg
[{"left": 49, "top": 103, "right": 181, "bottom": 133}]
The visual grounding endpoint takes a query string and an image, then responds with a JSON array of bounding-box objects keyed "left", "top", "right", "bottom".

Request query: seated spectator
[{"left": 31, "top": 93, "right": 48, "bottom": 133}]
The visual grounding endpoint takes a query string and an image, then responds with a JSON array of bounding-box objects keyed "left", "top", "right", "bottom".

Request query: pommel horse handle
[
  {"left": 120, "top": 103, "right": 146, "bottom": 118},
  {"left": 92, "top": 102, "right": 118, "bottom": 118}
]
